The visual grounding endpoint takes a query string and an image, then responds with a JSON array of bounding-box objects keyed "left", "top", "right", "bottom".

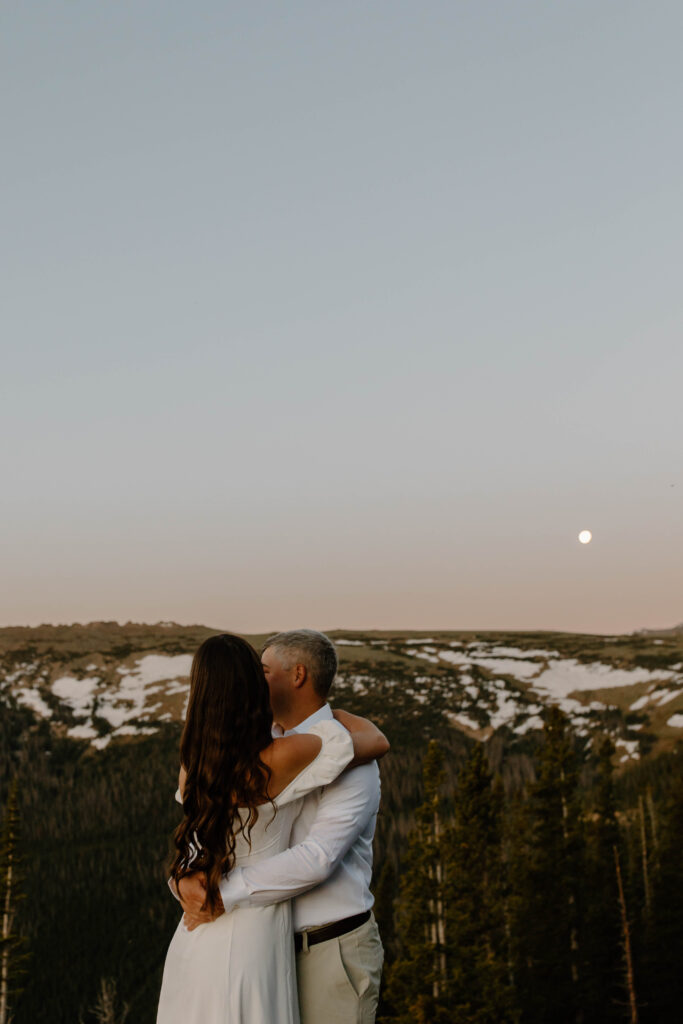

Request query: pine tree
[
  {"left": 85, "top": 977, "right": 130, "bottom": 1024},
  {"left": 580, "top": 736, "right": 623, "bottom": 1020},
  {"left": 639, "top": 768, "right": 683, "bottom": 1021},
  {"left": 509, "top": 707, "right": 583, "bottom": 1024},
  {"left": 0, "top": 779, "right": 29, "bottom": 1024},
  {"left": 444, "top": 742, "right": 517, "bottom": 1023},
  {"left": 614, "top": 846, "right": 639, "bottom": 1024},
  {"left": 383, "top": 741, "right": 450, "bottom": 1023},
  {"left": 373, "top": 858, "right": 397, "bottom": 962},
  {"left": 374, "top": 858, "right": 398, "bottom": 1022}
]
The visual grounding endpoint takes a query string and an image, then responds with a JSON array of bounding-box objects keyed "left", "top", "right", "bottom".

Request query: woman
[{"left": 156, "top": 633, "right": 388, "bottom": 1024}]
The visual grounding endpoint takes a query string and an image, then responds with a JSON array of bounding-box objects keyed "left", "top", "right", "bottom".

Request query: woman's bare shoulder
[{"left": 261, "top": 734, "right": 323, "bottom": 793}]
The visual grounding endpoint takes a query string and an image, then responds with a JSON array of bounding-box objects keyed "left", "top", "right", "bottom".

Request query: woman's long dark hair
[{"left": 170, "top": 633, "right": 274, "bottom": 911}]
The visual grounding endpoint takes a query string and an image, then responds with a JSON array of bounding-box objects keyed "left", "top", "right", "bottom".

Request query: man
[{"left": 178, "top": 629, "right": 386, "bottom": 1024}]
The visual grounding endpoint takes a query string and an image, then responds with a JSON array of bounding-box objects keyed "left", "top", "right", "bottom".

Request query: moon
[{"left": 578, "top": 530, "right": 593, "bottom": 544}]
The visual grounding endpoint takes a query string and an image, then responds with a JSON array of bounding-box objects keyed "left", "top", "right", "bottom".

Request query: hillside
[
  {"left": 2, "top": 622, "right": 683, "bottom": 764},
  {"left": 3, "top": 622, "right": 683, "bottom": 1023}
]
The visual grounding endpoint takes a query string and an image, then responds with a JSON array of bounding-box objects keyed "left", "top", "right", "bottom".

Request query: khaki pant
[{"left": 296, "top": 914, "right": 384, "bottom": 1024}]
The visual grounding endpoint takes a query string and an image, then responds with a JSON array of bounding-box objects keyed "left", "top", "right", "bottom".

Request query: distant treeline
[{"left": 1, "top": 696, "right": 683, "bottom": 1023}]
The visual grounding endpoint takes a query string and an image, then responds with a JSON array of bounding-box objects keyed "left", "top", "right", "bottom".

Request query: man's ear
[{"left": 292, "top": 663, "right": 308, "bottom": 689}]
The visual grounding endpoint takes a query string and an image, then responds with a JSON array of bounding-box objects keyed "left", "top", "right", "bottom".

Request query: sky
[{"left": 2, "top": 1, "right": 682, "bottom": 635}]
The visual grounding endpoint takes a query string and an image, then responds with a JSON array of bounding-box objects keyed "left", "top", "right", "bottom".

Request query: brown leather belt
[{"left": 294, "top": 910, "right": 370, "bottom": 953}]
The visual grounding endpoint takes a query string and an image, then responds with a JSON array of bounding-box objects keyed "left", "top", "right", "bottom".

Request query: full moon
[{"left": 578, "top": 530, "right": 593, "bottom": 544}]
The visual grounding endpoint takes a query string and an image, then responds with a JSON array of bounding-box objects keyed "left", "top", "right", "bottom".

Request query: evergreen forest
[{"left": 2, "top": 650, "right": 683, "bottom": 1022}]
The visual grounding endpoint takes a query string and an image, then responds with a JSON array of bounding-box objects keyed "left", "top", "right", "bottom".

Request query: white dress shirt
[{"left": 219, "top": 704, "right": 381, "bottom": 931}]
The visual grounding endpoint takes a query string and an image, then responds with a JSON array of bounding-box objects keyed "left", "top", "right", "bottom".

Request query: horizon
[{"left": 0, "top": 617, "right": 678, "bottom": 639}]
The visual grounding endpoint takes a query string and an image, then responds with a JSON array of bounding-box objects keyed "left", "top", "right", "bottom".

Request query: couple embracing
[{"left": 157, "top": 629, "right": 388, "bottom": 1023}]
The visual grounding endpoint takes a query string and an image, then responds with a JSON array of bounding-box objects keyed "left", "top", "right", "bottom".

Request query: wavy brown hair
[{"left": 170, "top": 633, "right": 274, "bottom": 911}]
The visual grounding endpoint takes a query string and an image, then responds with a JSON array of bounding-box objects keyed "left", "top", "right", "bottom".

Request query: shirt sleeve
[
  {"left": 219, "top": 764, "right": 380, "bottom": 912},
  {"left": 273, "top": 719, "right": 354, "bottom": 805}
]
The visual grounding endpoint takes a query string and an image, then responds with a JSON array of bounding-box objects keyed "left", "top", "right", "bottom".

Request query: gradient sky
[{"left": 2, "top": 1, "right": 682, "bottom": 634}]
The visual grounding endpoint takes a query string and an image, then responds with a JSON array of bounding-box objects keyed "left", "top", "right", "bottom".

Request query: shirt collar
[{"left": 287, "top": 703, "right": 333, "bottom": 736}]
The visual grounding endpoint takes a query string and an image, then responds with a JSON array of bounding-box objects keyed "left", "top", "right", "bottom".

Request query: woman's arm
[{"left": 332, "top": 709, "right": 390, "bottom": 765}]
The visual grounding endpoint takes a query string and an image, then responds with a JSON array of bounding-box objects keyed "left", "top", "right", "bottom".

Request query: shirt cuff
[{"left": 219, "top": 867, "right": 250, "bottom": 912}]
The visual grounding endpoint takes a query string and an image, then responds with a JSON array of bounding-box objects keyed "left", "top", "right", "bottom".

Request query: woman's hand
[{"left": 332, "top": 709, "right": 390, "bottom": 765}]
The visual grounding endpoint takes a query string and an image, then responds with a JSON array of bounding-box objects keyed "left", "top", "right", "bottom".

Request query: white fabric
[
  {"left": 156, "top": 719, "right": 354, "bottom": 1024},
  {"left": 219, "top": 704, "right": 381, "bottom": 930}
]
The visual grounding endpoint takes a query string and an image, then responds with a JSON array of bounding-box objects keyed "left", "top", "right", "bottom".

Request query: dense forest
[
  {"left": 376, "top": 712, "right": 683, "bottom": 1023},
  {"left": 2, "top": 679, "right": 683, "bottom": 1022}
]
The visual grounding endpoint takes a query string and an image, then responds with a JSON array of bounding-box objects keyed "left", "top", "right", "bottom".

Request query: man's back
[
  {"left": 290, "top": 706, "right": 381, "bottom": 930},
  {"left": 291, "top": 708, "right": 384, "bottom": 1023}
]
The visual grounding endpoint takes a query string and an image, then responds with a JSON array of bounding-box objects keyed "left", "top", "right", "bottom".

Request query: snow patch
[
  {"left": 112, "top": 725, "right": 158, "bottom": 736},
  {"left": 164, "top": 681, "right": 189, "bottom": 695},
  {"left": 616, "top": 738, "right": 640, "bottom": 762},
  {"left": 120, "top": 654, "right": 193, "bottom": 686},
  {"left": 96, "top": 704, "right": 136, "bottom": 728},
  {"left": 438, "top": 650, "right": 541, "bottom": 679},
  {"left": 15, "top": 688, "right": 53, "bottom": 717},
  {"left": 532, "top": 661, "right": 675, "bottom": 700},
  {"left": 52, "top": 676, "right": 99, "bottom": 716},
  {"left": 68, "top": 723, "right": 99, "bottom": 740},
  {"left": 405, "top": 649, "right": 440, "bottom": 664},
  {"left": 515, "top": 715, "right": 544, "bottom": 735},
  {"left": 445, "top": 710, "right": 482, "bottom": 732},
  {"left": 651, "top": 688, "right": 682, "bottom": 706},
  {"left": 489, "top": 692, "right": 524, "bottom": 729}
]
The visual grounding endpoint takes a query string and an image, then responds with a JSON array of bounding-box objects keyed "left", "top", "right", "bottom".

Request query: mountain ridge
[{"left": 2, "top": 622, "right": 683, "bottom": 763}]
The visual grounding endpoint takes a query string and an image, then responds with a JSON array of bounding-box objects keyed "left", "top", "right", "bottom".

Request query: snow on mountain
[
  {"left": 1, "top": 650, "right": 193, "bottom": 748},
  {"left": 2, "top": 627, "right": 683, "bottom": 761}
]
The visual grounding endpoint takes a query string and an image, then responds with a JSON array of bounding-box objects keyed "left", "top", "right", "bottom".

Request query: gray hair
[{"left": 263, "top": 629, "right": 338, "bottom": 698}]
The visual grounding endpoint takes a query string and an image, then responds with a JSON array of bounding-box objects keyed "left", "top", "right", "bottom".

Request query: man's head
[{"left": 261, "top": 629, "right": 338, "bottom": 728}]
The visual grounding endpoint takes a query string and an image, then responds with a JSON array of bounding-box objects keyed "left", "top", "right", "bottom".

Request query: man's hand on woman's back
[{"left": 178, "top": 872, "right": 224, "bottom": 931}]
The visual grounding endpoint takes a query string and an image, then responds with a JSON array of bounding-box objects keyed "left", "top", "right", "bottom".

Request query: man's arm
[
  {"left": 227, "top": 764, "right": 379, "bottom": 909},
  {"left": 181, "top": 763, "right": 379, "bottom": 928}
]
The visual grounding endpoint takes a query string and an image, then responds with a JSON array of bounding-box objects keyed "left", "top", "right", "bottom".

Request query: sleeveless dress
[{"left": 156, "top": 720, "right": 354, "bottom": 1024}]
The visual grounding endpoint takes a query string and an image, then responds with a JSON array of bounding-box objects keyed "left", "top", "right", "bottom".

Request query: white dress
[{"left": 156, "top": 720, "right": 354, "bottom": 1024}]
